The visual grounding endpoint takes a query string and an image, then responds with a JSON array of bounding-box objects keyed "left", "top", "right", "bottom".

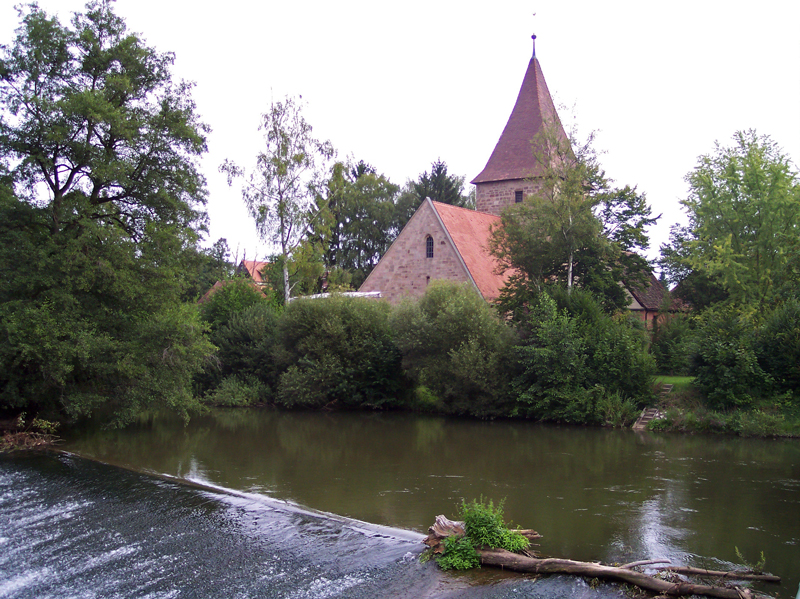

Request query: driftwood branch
[
  {"left": 424, "top": 515, "right": 779, "bottom": 599},
  {"left": 655, "top": 566, "right": 781, "bottom": 584},
  {"left": 477, "top": 549, "right": 773, "bottom": 599}
]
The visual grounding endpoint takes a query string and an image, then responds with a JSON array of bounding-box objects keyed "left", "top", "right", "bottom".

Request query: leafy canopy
[
  {"left": 660, "top": 130, "right": 800, "bottom": 310},
  {"left": 0, "top": 1, "right": 214, "bottom": 425}
]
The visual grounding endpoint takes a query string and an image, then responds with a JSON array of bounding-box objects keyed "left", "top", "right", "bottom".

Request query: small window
[
  {"left": 514, "top": 190, "right": 523, "bottom": 203},
  {"left": 426, "top": 235, "right": 434, "bottom": 258}
]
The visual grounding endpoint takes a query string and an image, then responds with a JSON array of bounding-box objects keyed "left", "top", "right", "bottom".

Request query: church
[{"left": 359, "top": 36, "right": 667, "bottom": 324}]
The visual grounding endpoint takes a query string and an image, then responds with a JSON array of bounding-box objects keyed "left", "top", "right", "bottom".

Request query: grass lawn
[{"left": 654, "top": 375, "right": 695, "bottom": 392}]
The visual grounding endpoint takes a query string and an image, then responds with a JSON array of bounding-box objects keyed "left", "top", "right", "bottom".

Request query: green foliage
[
  {"left": 651, "top": 314, "right": 694, "bottom": 375},
  {"left": 199, "top": 302, "right": 282, "bottom": 400},
  {"left": 513, "top": 294, "right": 594, "bottom": 422},
  {"left": 0, "top": 190, "right": 214, "bottom": 426},
  {"left": 0, "top": 1, "right": 209, "bottom": 237},
  {"left": 512, "top": 291, "right": 653, "bottom": 423},
  {"left": 182, "top": 238, "right": 235, "bottom": 302},
  {"left": 757, "top": 298, "right": 800, "bottom": 395},
  {"left": 436, "top": 536, "right": 480, "bottom": 571},
  {"left": 203, "top": 376, "right": 269, "bottom": 407},
  {"left": 274, "top": 296, "right": 402, "bottom": 409},
  {"left": 596, "top": 392, "right": 640, "bottom": 427},
  {"left": 460, "top": 497, "right": 529, "bottom": 552},
  {"left": 661, "top": 130, "right": 800, "bottom": 309},
  {"left": 434, "top": 497, "right": 529, "bottom": 571},
  {"left": 692, "top": 308, "right": 770, "bottom": 410},
  {"left": 0, "top": 3, "right": 214, "bottom": 426},
  {"left": 390, "top": 281, "right": 515, "bottom": 417},
  {"left": 411, "top": 159, "right": 472, "bottom": 208},
  {"left": 200, "top": 278, "right": 269, "bottom": 330},
  {"left": 313, "top": 161, "right": 401, "bottom": 288}
]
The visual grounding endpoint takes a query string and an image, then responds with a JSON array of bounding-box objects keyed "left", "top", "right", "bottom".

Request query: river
[{"left": 1, "top": 409, "right": 798, "bottom": 598}]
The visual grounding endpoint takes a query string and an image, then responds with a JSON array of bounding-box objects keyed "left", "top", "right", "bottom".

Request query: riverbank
[{"left": 648, "top": 378, "right": 800, "bottom": 438}]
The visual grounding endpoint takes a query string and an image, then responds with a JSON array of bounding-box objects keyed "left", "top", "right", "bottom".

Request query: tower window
[
  {"left": 514, "top": 190, "right": 523, "bottom": 203},
  {"left": 426, "top": 235, "right": 434, "bottom": 258}
]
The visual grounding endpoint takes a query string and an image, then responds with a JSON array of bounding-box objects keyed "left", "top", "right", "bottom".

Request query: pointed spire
[{"left": 471, "top": 36, "right": 569, "bottom": 185}]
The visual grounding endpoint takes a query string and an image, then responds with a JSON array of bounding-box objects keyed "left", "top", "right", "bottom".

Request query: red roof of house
[
  {"left": 432, "top": 201, "right": 510, "bottom": 301},
  {"left": 471, "top": 51, "right": 569, "bottom": 185},
  {"left": 238, "top": 260, "right": 269, "bottom": 284}
]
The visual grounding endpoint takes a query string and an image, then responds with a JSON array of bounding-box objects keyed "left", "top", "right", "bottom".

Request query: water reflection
[{"left": 62, "top": 409, "right": 800, "bottom": 596}]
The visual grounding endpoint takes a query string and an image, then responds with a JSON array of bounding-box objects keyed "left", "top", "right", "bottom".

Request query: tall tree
[
  {"left": 489, "top": 123, "right": 657, "bottom": 313},
  {"left": 660, "top": 130, "right": 800, "bottom": 309},
  {"left": 0, "top": 1, "right": 214, "bottom": 424},
  {"left": 221, "top": 96, "right": 334, "bottom": 302},
  {"left": 313, "top": 159, "right": 400, "bottom": 288},
  {"left": 411, "top": 159, "right": 471, "bottom": 208}
]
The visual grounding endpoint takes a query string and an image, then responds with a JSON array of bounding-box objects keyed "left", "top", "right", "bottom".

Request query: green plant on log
[
  {"left": 734, "top": 547, "right": 766, "bottom": 574},
  {"left": 434, "top": 497, "right": 529, "bottom": 571},
  {"left": 461, "top": 497, "right": 529, "bottom": 552}
]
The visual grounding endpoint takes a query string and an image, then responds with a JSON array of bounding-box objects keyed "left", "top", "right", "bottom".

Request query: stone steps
[{"left": 632, "top": 383, "right": 673, "bottom": 430}]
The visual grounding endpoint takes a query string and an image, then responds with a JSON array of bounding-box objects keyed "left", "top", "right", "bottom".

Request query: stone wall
[
  {"left": 475, "top": 178, "right": 543, "bottom": 216},
  {"left": 359, "top": 202, "right": 472, "bottom": 303}
]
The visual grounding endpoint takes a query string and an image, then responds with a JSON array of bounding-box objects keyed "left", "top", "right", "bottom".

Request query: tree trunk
[{"left": 476, "top": 549, "right": 768, "bottom": 599}]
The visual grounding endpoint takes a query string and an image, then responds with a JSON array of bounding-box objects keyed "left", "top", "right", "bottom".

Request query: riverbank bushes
[
  {"left": 197, "top": 281, "right": 656, "bottom": 425},
  {"left": 656, "top": 299, "right": 800, "bottom": 411}
]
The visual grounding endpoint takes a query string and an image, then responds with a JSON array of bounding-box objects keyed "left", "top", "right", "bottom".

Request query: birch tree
[{"left": 221, "top": 96, "right": 334, "bottom": 301}]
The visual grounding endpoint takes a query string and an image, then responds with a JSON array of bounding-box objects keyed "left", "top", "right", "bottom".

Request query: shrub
[
  {"left": 596, "top": 391, "right": 640, "bottom": 427},
  {"left": 692, "top": 308, "right": 770, "bottom": 410},
  {"left": 204, "top": 375, "right": 269, "bottom": 406},
  {"left": 391, "top": 281, "right": 515, "bottom": 417},
  {"left": 203, "top": 302, "right": 282, "bottom": 398},
  {"left": 200, "top": 278, "right": 270, "bottom": 330},
  {"left": 512, "top": 292, "right": 653, "bottom": 423},
  {"left": 275, "top": 296, "right": 402, "bottom": 409},
  {"left": 433, "top": 497, "right": 529, "bottom": 571},
  {"left": 581, "top": 314, "right": 656, "bottom": 400}
]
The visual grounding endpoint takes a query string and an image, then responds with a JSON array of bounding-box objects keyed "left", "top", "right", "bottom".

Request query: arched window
[{"left": 425, "top": 235, "right": 434, "bottom": 258}]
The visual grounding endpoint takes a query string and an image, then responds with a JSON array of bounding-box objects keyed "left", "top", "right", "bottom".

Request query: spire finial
[{"left": 531, "top": 33, "right": 537, "bottom": 58}]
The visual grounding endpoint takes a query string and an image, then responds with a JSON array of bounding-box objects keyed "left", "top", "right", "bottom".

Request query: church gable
[
  {"left": 359, "top": 200, "right": 473, "bottom": 304},
  {"left": 433, "top": 202, "right": 509, "bottom": 302}
]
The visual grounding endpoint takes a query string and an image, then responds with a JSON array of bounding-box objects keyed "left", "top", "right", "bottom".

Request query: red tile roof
[
  {"left": 238, "top": 260, "right": 269, "bottom": 284},
  {"left": 432, "top": 201, "right": 510, "bottom": 301},
  {"left": 471, "top": 56, "right": 569, "bottom": 184}
]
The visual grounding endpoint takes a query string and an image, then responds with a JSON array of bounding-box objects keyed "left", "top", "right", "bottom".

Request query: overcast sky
[{"left": 3, "top": 0, "right": 799, "bottom": 264}]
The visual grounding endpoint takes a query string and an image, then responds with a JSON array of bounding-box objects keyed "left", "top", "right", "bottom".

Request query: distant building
[
  {"left": 197, "top": 259, "right": 271, "bottom": 304},
  {"left": 236, "top": 259, "right": 270, "bottom": 286}
]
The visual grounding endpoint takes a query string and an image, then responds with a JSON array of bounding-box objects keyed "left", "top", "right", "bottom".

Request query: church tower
[{"left": 471, "top": 35, "right": 569, "bottom": 216}]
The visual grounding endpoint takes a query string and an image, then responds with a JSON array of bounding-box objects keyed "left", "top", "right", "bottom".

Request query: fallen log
[
  {"left": 477, "top": 549, "right": 771, "bottom": 599},
  {"left": 424, "top": 515, "right": 779, "bottom": 599}
]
